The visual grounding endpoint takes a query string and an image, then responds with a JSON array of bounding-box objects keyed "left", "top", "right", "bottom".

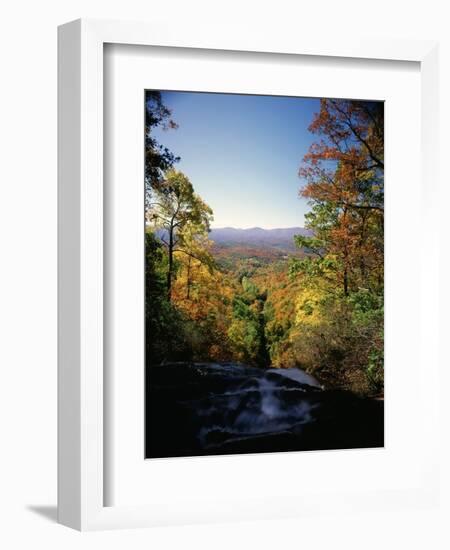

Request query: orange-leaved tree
[
  {"left": 295, "top": 99, "right": 384, "bottom": 295},
  {"left": 289, "top": 99, "right": 384, "bottom": 394}
]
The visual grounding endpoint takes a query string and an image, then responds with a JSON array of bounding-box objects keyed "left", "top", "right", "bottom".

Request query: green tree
[
  {"left": 145, "top": 91, "right": 179, "bottom": 212},
  {"left": 145, "top": 231, "right": 184, "bottom": 364},
  {"left": 176, "top": 222, "right": 216, "bottom": 300},
  {"left": 228, "top": 279, "right": 270, "bottom": 367},
  {"left": 147, "top": 169, "right": 213, "bottom": 300}
]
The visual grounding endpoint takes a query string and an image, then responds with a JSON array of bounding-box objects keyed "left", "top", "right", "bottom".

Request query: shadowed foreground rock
[{"left": 146, "top": 362, "right": 384, "bottom": 458}]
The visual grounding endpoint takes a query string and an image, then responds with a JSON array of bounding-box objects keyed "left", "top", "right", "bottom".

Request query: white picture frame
[{"left": 58, "top": 18, "right": 440, "bottom": 531}]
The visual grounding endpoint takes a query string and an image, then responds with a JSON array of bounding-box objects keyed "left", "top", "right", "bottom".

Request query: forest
[{"left": 145, "top": 91, "right": 384, "bottom": 398}]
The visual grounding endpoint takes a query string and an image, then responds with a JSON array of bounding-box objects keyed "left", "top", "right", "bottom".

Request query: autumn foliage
[
  {"left": 145, "top": 94, "right": 384, "bottom": 396},
  {"left": 291, "top": 99, "right": 384, "bottom": 393}
]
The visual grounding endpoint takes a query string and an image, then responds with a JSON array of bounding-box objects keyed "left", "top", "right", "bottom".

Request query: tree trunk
[
  {"left": 167, "top": 224, "right": 174, "bottom": 301},
  {"left": 359, "top": 212, "right": 367, "bottom": 284},
  {"left": 186, "top": 255, "right": 192, "bottom": 300},
  {"left": 343, "top": 267, "right": 349, "bottom": 297},
  {"left": 342, "top": 206, "right": 349, "bottom": 297}
]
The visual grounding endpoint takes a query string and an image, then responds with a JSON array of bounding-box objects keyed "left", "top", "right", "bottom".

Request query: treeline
[
  {"left": 287, "top": 99, "right": 384, "bottom": 394},
  {"left": 144, "top": 92, "right": 271, "bottom": 368},
  {"left": 145, "top": 92, "right": 384, "bottom": 396}
]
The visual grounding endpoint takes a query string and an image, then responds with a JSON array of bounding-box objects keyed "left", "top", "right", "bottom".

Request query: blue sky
[{"left": 151, "top": 91, "right": 320, "bottom": 229}]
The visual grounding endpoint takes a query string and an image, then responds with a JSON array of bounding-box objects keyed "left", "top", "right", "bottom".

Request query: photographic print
[{"left": 145, "top": 91, "right": 384, "bottom": 459}]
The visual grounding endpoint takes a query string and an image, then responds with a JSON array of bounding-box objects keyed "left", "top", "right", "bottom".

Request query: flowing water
[{"left": 146, "top": 362, "right": 383, "bottom": 458}]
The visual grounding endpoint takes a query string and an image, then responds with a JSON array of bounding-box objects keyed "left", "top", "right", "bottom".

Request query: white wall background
[{"left": 0, "top": 0, "right": 448, "bottom": 547}]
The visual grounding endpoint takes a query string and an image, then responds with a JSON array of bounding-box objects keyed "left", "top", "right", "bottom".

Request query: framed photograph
[
  {"left": 58, "top": 18, "right": 439, "bottom": 530},
  {"left": 142, "top": 90, "right": 385, "bottom": 460}
]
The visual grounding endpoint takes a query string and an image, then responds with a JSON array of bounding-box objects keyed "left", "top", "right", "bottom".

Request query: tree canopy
[
  {"left": 145, "top": 91, "right": 180, "bottom": 212},
  {"left": 147, "top": 169, "right": 213, "bottom": 300},
  {"left": 144, "top": 95, "right": 384, "bottom": 396}
]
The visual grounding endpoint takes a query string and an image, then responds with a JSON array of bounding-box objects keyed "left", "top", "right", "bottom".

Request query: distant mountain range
[{"left": 209, "top": 227, "right": 312, "bottom": 250}]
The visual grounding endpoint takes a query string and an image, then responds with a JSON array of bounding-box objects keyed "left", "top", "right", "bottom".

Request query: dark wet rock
[{"left": 146, "top": 362, "right": 384, "bottom": 458}]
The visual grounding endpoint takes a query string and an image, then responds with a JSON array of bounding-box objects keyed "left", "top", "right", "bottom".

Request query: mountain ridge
[{"left": 209, "top": 226, "right": 312, "bottom": 250}]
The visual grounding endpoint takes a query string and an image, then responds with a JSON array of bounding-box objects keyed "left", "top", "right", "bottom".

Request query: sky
[{"left": 151, "top": 91, "right": 321, "bottom": 229}]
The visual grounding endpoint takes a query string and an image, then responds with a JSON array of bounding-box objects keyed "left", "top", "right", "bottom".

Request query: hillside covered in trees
[{"left": 145, "top": 91, "right": 384, "bottom": 398}]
